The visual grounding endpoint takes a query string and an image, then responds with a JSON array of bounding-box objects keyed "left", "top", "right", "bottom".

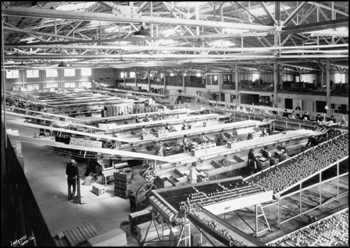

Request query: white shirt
[{"left": 189, "top": 167, "right": 203, "bottom": 181}]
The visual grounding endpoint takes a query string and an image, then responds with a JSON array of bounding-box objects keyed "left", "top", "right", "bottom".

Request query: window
[
  {"left": 27, "top": 84, "right": 40, "bottom": 90},
  {"left": 212, "top": 75, "right": 218, "bottom": 85},
  {"left": 46, "top": 69, "right": 58, "bottom": 77},
  {"left": 206, "top": 75, "right": 212, "bottom": 85},
  {"left": 26, "top": 70, "right": 39, "bottom": 78},
  {"left": 64, "top": 69, "right": 75, "bottom": 77},
  {"left": 335, "top": 73, "right": 346, "bottom": 83},
  {"left": 120, "top": 72, "right": 125, "bottom": 78},
  {"left": 130, "top": 72, "right": 135, "bottom": 78},
  {"left": 223, "top": 74, "right": 232, "bottom": 83},
  {"left": 81, "top": 81, "right": 92, "bottom": 88},
  {"left": 81, "top": 68, "right": 92, "bottom": 76},
  {"left": 65, "top": 82, "right": 76, "bottom": 88},
  {"left": 45, "top": 83, "right": 58, "bottom": 88},
  {"left": 6, "top": 70, "right": 19, "bottom": 78},
  {"left": 252, "top": 73, "right": 259, "bottom": 82}
]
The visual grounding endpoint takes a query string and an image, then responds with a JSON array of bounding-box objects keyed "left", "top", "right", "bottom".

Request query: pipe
[
  {"left": 5, "top": 43, "right": 348, "bottom": 53},
  {"left": 1, "top": 5, "right": 275, "bottom": 31}
]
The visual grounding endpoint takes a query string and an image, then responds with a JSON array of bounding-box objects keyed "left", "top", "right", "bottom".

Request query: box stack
[{"left": 114, "top": 171, "right": 132, "bottom": 199}]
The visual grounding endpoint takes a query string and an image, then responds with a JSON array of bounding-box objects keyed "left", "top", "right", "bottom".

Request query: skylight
[
  {"left": 210, "top": 40, "right": 235, "bottom": 47},
  {"left": 56, "top": 2, "right": 97, "bottom": 11},
  {"left": 249, "top": 4, "right": 291, "bottom": 16},
  {"left": 175, "top": 2, "right": 209, "bottom": 9}
]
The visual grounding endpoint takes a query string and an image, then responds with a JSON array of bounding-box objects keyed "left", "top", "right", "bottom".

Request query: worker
[
  {"left": 247, "top": 149, "right": 262, "bottom": 175},
  {"left": 143, "top": 114, "right": 150, "bottom": 122},
  {"left": 247, "top": 132, "right": 253, "bottom": 140},
  {"left": 157, "top": 143, "right": 165, "bottom": 156},
  {"left": 181, "top": 123, "right": 187, "bottom": 130},
  {"left": 329, "top": 115, "right": 336, "bottom": 123},
  {"left": 261, "top": 146, "right": 275, "bottom": 166},
  {"left": 219, "top": 129, "right": 228, "bottom": 144},
  {"left": 203, "top": 122, "right": 207, "bottom": 127},
  {"left": 142, "top": 125, "right": 148, "bottom": 135},
  {"left": 164, "top": 123, "right": 172, "bottom": 132},
  {"left": 302, "top": 111, "right": 310, "bottom": 121},
  {"left": 340, "top": 115, "right": 348, "bottom": 127},
  {"left": 135, "top": 116, "right": 141, "bottom": 123},
  {"left": 232, "top": 128, "right": 238, "bottom": 141},
  {"left": 282, "top": 109, "right": 289, "bottom": 118},
  {"left": 278, "top": 142, "right": 288, "bottom": 154},
  {"left": 66, "top": 158, "right": 78, "bottom": 201},
  {"left": 306, "top": 135, "right": 319, "bottom": 147},
  {"left": 189, "top": 162, "right": 206, "bottom": 184},
  {"left": 289, "top": 111, "right": 296, "bottom": 120},
  {"left": 200, "top": 132, "right": 208, "bottom": 144},
  {"left": 183, "top": 134, "right": 190, "bottom": 152},
  {"left": 315, "top": 113, "right": 323, "bottom": 123}
]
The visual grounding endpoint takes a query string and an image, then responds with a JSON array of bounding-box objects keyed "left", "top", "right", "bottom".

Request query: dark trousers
[{"left": 67, "top": 178, "right": 77, "bottom": 200}]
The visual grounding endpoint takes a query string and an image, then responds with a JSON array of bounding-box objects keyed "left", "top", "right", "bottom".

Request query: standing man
[
  {"left": 247, "top": 149, "right": 262, "bottom": 175},
  {"left": 66, "top": 158, "right": 78, "bottom": 201},
  {"left": 189, "top": 162, "right": 206, "bottom": 184}
]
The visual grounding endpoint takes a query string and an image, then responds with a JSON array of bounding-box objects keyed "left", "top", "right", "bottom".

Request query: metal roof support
[
  {"left": 1, "top": 5, "right": 275, "bottom": 31},
  {"left": 3, "top": 26, "right": 84, "bottom": 40},
  {"left": 233, "top": 2, "right": 266, "bottom": 25},
  {"left": 283, "top": 1, "right": 308, "bottom": 26},
  {"left": 326, "top": 61, "right": 331, "bottom": 116},
  {"left": 283, "top": 18, "right": 349, "bottom": 34},
  {"left": 260, "top": 2, "right": 277, "bottom": 25}
]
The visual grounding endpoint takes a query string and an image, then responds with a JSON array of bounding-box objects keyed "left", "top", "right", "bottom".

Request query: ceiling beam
[
  {"left": 3, "top": 26, "right": 85, "bottom": 41},
  {"left": 1, "top": 5, "right": 275, "bottom": 31},
  {"left": 283, "top": 18, "right": 349, "bottom": 34},
  {"left": 283, "top": 1, "right": 309, "bottom": 26},
  {"left": 260, "top": 2, "right": 277, "bottom": 25},
  {"left": 233, "top": 2, "right": 266, "bottom": 25}
]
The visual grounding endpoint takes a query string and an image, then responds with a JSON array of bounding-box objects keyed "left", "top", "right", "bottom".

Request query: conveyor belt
[
  {"left": 165, "top": 129, "right": 315, "bottom": 164},
  {"left": 245, "top": 132, "right": 349, "bottom": 197},
  {"left": 116, "top": 119, "right": 270, "bottom": 144},
  {"left": 188, "top": 207, "right": 265, "bottom": 246}
]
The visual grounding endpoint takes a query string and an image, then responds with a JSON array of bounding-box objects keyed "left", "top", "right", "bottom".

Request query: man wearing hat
[{"left": 66, "top": 158, "right": 78, "bottom": 200}]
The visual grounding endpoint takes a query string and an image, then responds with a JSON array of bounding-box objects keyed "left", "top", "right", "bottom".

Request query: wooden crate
[
  {"left": 54, "top": 223, "right": 99, "bottom": 247},
  {"left": 87, "top": 228, "right": 127, "bottom": 247},
  {"left": 92, "top": 184, "right": 106, "bottom": 196},
  {"left": 129, "top": 209, "right": 152, "bottom": 235}
]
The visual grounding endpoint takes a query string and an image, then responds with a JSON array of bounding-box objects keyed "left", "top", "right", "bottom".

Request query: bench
[
  {"left": 53, "top": 223, "right": 99, "bottom": 247},
  {"left": 87, "top": 228, "right": 127, "bottom": 246}
]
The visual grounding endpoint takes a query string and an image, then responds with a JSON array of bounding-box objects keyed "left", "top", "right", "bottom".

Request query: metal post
[
  {"left": 277, "top": 199, "right": 280, "bottom": 228},
  {"left": 1, "top": 14, "right": 7, "bottom": 148},
  {"left": 337, "top": 162, "right": 339, "bottom": 201},
  {"left": 299, "top": 182, "right": 302, "bottom": 217},
  {"left": 255, "top": 204, "right": 258, "bottom": 237},
  {"left": 319, "top": 172, "right": 322, "bottom": 209},
  {"left": 123, "top": 69, "right": 126, "bottom": 88}
]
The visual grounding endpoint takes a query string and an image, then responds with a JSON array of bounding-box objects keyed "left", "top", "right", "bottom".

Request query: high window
[
  {"left": 6, "top": 70, "right": 19, "bottom": 78},
  {"left": 64, "top": 69, "right": 75, "bottom": 77},
  {"left": 46, "top": 69, "right": 58, "bottom": 77},
  {"left": 26, "top": 70, "right": 39, "bottom": 78},
  {"left": 81, "top": 68, "right": 92, "bottom": 76}
]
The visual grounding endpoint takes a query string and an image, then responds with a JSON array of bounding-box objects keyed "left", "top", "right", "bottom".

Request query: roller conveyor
[
  {"left": 150, "top": 177, "right": 271, "bottom": 246},
  {"left": 188, "top": 207, "right": 265, "bottom": 247}
]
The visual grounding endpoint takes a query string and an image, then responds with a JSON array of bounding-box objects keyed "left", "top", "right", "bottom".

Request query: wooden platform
[{"left": 53, "top": 223, "right": 99, "bottom": 247}]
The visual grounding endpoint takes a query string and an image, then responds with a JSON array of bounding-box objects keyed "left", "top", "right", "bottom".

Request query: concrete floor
[{"left": 7, "top": 118, "right": 348, "bottom": 246}]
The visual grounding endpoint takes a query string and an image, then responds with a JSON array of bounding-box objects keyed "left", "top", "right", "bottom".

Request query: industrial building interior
[{"left": 1, "top": 1, "right": 348, "bottom": 247}]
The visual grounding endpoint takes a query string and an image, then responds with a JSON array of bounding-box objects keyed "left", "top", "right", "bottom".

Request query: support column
[
  {"left": 123, "top": 69, "right": 126, "bottom": 88},
  {"left": 182, "top": 71, "right": 185, "bottom": 93},
  {"left": 163, "top": 71, "right": 167, "bottom": 95},
  {"left": 273, "top": 61, "right": 278, "bottom": 106},
  {"left": 135, "top": 70, "right": 137, "bottom": 87},
  {"left": 148, "top": 68, "right": 151, "bottom": 92},
  {"left": 326, "top": 61, "right": 331, "bottom": 115},
  {"left": 235, "top": 64, "right": 238, "bottom": 104},
  {"left": 320, "top": 70, "right": 324, "bottom": 89}
]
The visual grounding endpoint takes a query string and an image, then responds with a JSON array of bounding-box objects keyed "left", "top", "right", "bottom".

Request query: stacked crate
[{"left": 114, "top": 171, "right": 132, "bottom": 199}]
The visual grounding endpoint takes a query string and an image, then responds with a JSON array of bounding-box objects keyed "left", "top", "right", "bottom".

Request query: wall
[{"left": 4, "top": 68, "right": 118, "bottom": 91}]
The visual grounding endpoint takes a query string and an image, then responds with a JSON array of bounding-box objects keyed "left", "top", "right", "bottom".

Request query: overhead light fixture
[{"left": 133, "top": 24, "right": 151, "bottom": 38}]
